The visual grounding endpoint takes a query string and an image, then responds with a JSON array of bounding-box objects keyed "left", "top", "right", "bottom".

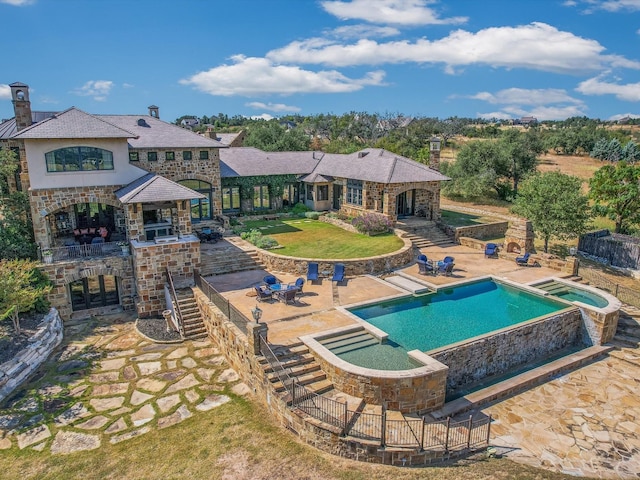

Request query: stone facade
[
  {"left": 39, "top": 256, "right": 135, "bottom": 319},
  {"left": 454, "top": 221, "right": 509, "bottom": 242},
  {"left": 132, "top": 237, "right": 200, "bottom": 318},
  {"left": 0, "top": 308, "right": 63, "bottom": 403},
  {"left": 255, "top": 235, "right": 414, "bottom": 277},
  {"left": 504, "top": 220, "right": 535, "bottom": 254},
  {"left": 430, "top": 308, "right": 582, "bottom": 395}
]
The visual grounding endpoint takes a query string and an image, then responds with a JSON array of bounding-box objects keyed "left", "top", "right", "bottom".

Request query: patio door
[
  {"left": 396, "top": 190, "right": 414, "bottom": 217},
  {"left": 333, "top": 184, "right": 342, "bottom": 210},
  {"left": 70, "top": 275, "right": 119, "bottom": 311}
]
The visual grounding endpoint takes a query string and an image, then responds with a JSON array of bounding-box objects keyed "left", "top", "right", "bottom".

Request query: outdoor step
[
  {"left": 329, "top": 338, "right": 380, "bottom": 355},
  {"left": 610, "top": 334, "right": 640, "bottom": 348},
  {"left": 318, "top": 330, "right": 369, "bottom": 346},
  {"left": 608, "top": 348, "right": 640, "bottom": 367},
  {"left": 320, "top": 333, "right": 377, "bottom": 350},
  {"left": 273, "top": 371, "right": 327, "bottom": 392},
  {"left": 268, "top": 363, "right": 320, "bottom": 382},
  {"left": 263, "top": 353, "right": 316, "bottom": 373}
]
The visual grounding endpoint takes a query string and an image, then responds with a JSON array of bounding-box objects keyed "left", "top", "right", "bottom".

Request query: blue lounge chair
[
  {"left": 306, "top": 262, "right": 319, "bottom": 282},
  {"left": 484, "top": 243, "right": 498, "bottom": 258},
  {"left": 417, "top": 259, "right": 434, "bottom": 275},
  {"left": 254, "top": 285, "right": 273, "bottom": 302},
  {"left": 332, "top": 263, "right": 345, "bottom": 283},
  {"left": 515, "top": 252, "right": 530, "bottom": 266}
]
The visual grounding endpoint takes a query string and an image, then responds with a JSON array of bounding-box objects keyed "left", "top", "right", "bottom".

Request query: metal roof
[{"left": 115, "top": 172, "right": 205, "bottom": 204}]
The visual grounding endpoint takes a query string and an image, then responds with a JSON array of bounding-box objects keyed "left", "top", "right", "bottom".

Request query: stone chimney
[
  {"left": 10, "top": 82, "right": 32, "bottom": 131},
  {"left": 429, "top": 136, "right": 441, "bottom": 171},
  {"left": 206, "top": 126, "right": 217, "bottom": 140},
  {"left": 148, "top": 105, "right": 159, "bottom": 119}
]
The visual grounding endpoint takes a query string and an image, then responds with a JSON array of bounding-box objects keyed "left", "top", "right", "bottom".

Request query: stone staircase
[
  {"left": 261, "top": 341, "right": 334, "bottom": 401},
  {"left": 174, "top": 287, "right": 208, "bottom": 340},
  {"left": 609, "top": 307, "right": 640, "bottom": 357},
  {"left": 400, "top": 221, "right": 456, "bottom": 249},
  {"left": 199, "top": 240, "right": 265, "bottom": 276}
]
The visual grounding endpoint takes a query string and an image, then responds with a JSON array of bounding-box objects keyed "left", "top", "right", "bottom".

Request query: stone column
[{"left": 247, "top": 322, "right": 269, "bottom": 356}]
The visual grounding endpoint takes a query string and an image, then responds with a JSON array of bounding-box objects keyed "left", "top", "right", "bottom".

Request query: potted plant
[
  {"left": 117, "top": 241, "right": 129, "bottom": 254},
  {"left": 42, "top": 249, "right": 53, "bottom": 264}
]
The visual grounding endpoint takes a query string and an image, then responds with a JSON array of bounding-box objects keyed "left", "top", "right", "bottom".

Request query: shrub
[
  {"left": 291, "top": 203, "right": 310, "bottom": 215},
  {"left": 241, "top": 229, "right": 279, "bottom": 249},
  {"left": 304, "top": 211, "right": 321, "bottom": 220},
  {"left": 351, "top": 213, "right": 393, "bottom": 235}
]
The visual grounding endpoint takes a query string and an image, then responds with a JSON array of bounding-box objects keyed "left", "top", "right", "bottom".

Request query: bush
[
  {"left": 240, "top": 229, "right": 279, "bottom": 249},
  {"left": 304, "top": 211, "right": 321, "bottom": 220},
  {"left": 291, "top": 203, "right": 310, "bottom": 215},
  {"left": 351, "top": 213, "right": 393, "bottom": 235}
]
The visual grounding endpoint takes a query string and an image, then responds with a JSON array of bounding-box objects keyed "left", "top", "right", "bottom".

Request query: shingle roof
[
  {"left": 115, "top": 173, "right": 205, "bottom": 204},
  {"left": 0, "top": 111, "right": 58, "bottom": 140},
  {"left": 220, "top": 148, "right": 321, "bottom": 177},
  {"left": 220, "top": 147, "right": 449, "bottom": 184},
  {"left": 12, "top": 108, "right": 138, "bottom": 139},
  {"left": 100, "top": 115, "right": 226, "bottom": 149}
]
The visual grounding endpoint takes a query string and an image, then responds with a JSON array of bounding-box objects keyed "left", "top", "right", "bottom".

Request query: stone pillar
[
  {"left": 429, "top": 137, "right": 441, "bottom": 172},
  {"left": 504, "top": 220, "right": 535, "bottom": 254},
  {"left": 247, "top": 321, "right": 269, "bottom": 356},
  {"left": 10, "top": 82, "right": 32, "bottom": 132},
  {"left": 563, "top": 256, "right": 579, "bottom": 276}
]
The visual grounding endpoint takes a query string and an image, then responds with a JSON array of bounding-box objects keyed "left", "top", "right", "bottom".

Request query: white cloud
[
  {"left": 268, "top": 23, "right": 640, "bottom": 74},
  {"left": 180, "top": 55, "right": 386, "bottom": 96},
  {"left": 329, "top": 24, "right": 400, "bottom": 39},
  {"left": 609, "top": 112, "right": 640, "bottom": 120},
  {"left": 0, "top": 0, "right": 34, "bottom": 5},
  {"left": 250, "top": 113, "right": 275, "bottom": 120},
  {"left": 122, "top": 83, "right": 135, "bottom": 89},
  {"left": 71, "top": 80, "right": 114, "bottom": 101},
  {"left": 321, "top": 0, "right": 467, "bottom": 26},
  {"left": 0, "top": 84, "right": 11, "bottom": 99},
  {"left": 466, "top": 88, "right": 584, "bottom": 107},
  {"left": 245, "top": 102, "right": 301, "bottom": 113},
  {"left": 577, "top": 75, "right": 640, "bottom": 101},
  {"left": 570, "top": 0, "right": 640, "bottom": 13}
]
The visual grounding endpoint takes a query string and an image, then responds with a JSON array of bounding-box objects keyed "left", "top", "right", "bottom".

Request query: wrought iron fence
[
  {"left": 43, "top": 241, "right": 126, "bottom": 263},
  {"left": 258, "top": 335, "right": 491, "bottom": 454},
  {"left": 194, "top": 272, "right": 250, "bottom": 334},
  {"left": 577, "top": 264, "right": 640, "bottom": 308}
]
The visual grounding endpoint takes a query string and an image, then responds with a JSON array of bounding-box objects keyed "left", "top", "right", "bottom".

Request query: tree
[
  {"left": 589, "top": 161, "right": 640, "bottom": 234},
  {"left": 498, "top": 128, "right": 542, "bottom": 196},
  {"left": 0, "top": 259, "right": 51, "bottom": 334},
  {"left": 512, "top": 172, "right": 591, "bottom": 253},
  {"left": 244, "top": 121, "right": 310, "bottom": 151}
]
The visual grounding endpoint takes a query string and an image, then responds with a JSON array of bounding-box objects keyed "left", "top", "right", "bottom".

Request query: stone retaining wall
[
  {"left": 255, "top": 235, "right": 414, "bottom": 276},
  {"left": 454, "top": 221, "right": 509, "bottom": 242},
  {"left": 430, "top": 308, "right": 582, "bottom": 394},
  {"left": 0, "top": 308, "right": 63, "bottom": 403}
]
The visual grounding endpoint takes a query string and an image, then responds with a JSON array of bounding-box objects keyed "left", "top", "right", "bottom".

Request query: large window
[
  {"left": 45, "top": 147, "right": 114, "bottom": 172},
  {"left": 317, "top": 185, "right": 329, "bottom": 201},
  {"left": 222, "top": 186, "right": 240, "bottom": 211},
  {"left": 254, "top": 185, "right": 270, "bottom": 209},
  {"left": 346, "top": 179, "right": 363, "bottom": 205},
  {"left": 70, "top": 275, "right": 119, "bottom": 311},
  {"left": 178, "top": 179, "right": 213, "bottom": 222}
]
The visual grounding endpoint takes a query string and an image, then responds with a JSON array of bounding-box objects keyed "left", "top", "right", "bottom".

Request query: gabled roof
[
  {"left": 0, "top": 111, "right": 58, "bottom": 139},
  {"left": 100, "top": 115, "right": 226, "bottom": 149},
  {"left": 12, "top": 107, "right": 138, "bottom": 139},
  {"left": 298, "top": 172, "right": 334, "bottom": 183},
  {"left": 115, "top": 172, "right": 205, "bottom": 204}
]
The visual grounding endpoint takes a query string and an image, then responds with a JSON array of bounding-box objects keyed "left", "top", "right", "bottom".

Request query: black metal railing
[
  {"left": 194, "top": 271, "right": 250, "bottom": 334},
  {"left": 166, "top": 269, "right": 185, "bottom": 337},
  {"left": 258, "top": 334, "right": 491, "bottom": 454},
  {"left": 43, "top": 241, "right": 128, "bottom": 263},
  {"left": 577, "top": 264, "right": 640, "bottom": 308}
]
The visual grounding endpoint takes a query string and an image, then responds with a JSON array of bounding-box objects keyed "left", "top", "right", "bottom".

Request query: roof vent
[{"left": 137, "top": 118, "right": 150, "bottom": 128}]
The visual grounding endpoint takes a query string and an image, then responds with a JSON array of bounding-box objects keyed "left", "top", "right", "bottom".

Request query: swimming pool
[
  {"left": 532, "top": 280, "right": 609, "bottom": 308},
  {"left": 338, "top": 279, "right": 569, "bottom": 370}
]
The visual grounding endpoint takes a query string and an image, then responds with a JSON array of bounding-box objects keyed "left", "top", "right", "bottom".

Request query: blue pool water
[
  {"left": 533, "top": 281, "right": 609, "bottom": 308},
  {"left": 338, "top": 279, "right": 568, "bottom": 370}
]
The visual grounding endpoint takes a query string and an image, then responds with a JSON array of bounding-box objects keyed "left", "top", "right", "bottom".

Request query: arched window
[
  {"left": 178, "top": 179, "right": 213, "bottom": 222},
  {"left": 45, "top": 147, "right": 114, "bottom": 172}
]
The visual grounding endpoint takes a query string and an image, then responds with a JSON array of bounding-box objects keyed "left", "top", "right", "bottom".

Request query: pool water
[
  {"left": 339, "top": 279, "right": 568, "bottom": 370},
  {"left": 533, "top": 280, "right": 609, "bottom": 308}
]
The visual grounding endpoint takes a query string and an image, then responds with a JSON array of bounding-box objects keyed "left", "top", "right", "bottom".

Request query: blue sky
[{"left": 1, "top": 0, "right": 639, "bottom": 123}]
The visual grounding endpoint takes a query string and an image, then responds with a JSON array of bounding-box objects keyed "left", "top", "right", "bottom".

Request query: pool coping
[{"left": 527, "top": 276, "right": 622, "bottom": 314}]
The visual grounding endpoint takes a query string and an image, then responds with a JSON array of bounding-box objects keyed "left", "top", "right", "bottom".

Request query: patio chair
[
  {"left": 331, "top": 263, "right": 345, "bottom": 283},
  {"left": 484, "top": 243, "right": 498, "bottom": 258},
  {"left": 438, "top": 261, "right": 455, "bottom": 276},
  {"left": 263, "top": 274, "right": 278, "bottom": 286},
  {"left": 306, "top": 262, "right": 319, "bottom": 282},
  {"left": 254, "top": 285, "right": 274, "bottom": 302},
  {"left": 417, "top": 254, "right": 428, "bottom": 262},
  {"left": 276, "top": 286, "right": 298, "bottom": 305},
  {"left": 417, "top": 259, "right": 434, "bottom": 275},
  {"left": 293, "top": 277, "right": 304, "bottom": 293},
  {"left": 515, "top": 252, "right": 530, "bottom": 266},
  {"left": 437, "top": 256, "right": 455, "bottom": 268}
]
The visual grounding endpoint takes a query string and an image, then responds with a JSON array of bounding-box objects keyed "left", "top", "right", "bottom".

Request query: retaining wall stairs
[
  {"left": 175, "top": 288, "right": 208, "bottom": 340},
  {"left": 399, "top": 221, "right": 456, "bottom": 249},
  {"left": 199, "top": 241, "right": 265, "bottom": 276}
]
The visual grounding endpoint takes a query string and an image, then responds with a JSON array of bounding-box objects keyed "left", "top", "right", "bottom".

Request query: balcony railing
[{"left": 42, "top": 241, "right": 129, "bottom": 263}]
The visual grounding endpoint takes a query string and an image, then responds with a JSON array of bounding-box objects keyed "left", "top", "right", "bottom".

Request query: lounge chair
[
  {"left": 254, "top": 285, "right": 273, "bottom": 302},
  {"left": 306, "top": 262, "right": 319, "bottom": 282},
  {"left": 515, "top": 252, "right": 530, "bottom": 266},
  {"left": 332, "top": 263, "right": 345, "bottom": 283},
  {"left": 276, "top": 287, "right": 298, "bottom": 305},
  {"left": 438, "top": 261, "right": 455, "bottom": 276},
  {"left": 484, "top": 243, "right": 498, "bottom": 258},
  {"left": 417, "top": 259, "right": 434, "bottom": 275}
]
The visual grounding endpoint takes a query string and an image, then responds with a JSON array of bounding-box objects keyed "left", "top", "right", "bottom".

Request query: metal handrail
[{"left": 166, "top": 268, "right": 185, "bottom": 337}]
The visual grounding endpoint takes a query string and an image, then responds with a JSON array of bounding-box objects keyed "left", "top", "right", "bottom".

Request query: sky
[{"left": 1, "top": 0, "right": 640, "bottom": 123}]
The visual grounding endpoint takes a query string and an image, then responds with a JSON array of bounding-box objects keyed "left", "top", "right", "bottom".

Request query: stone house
[{"left": 1, "top": 82, "right": 448, "bottom": 321}]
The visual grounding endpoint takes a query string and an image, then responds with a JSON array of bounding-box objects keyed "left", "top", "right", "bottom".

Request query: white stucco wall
[{"left": 24, "top": 138, "right": 148, "bottom": 190}]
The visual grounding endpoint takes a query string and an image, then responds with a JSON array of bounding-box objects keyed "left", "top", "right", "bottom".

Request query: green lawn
[
  {"left": 239, "top": 218, "right": 404, "bottom": 259},
  {"left": 440, "top": 209, "right": 501, "bottom": 227}
]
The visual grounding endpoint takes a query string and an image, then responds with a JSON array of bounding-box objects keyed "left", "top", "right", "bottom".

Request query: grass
[
  {"left": 239, "top": 218, "right": 404, "bottom": 259},
  {"left": 440, "top": 209, "right": 502, "bottom": 228},
  {"left": 0, "top": 397, "right": 581, "bottom": 480}
]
